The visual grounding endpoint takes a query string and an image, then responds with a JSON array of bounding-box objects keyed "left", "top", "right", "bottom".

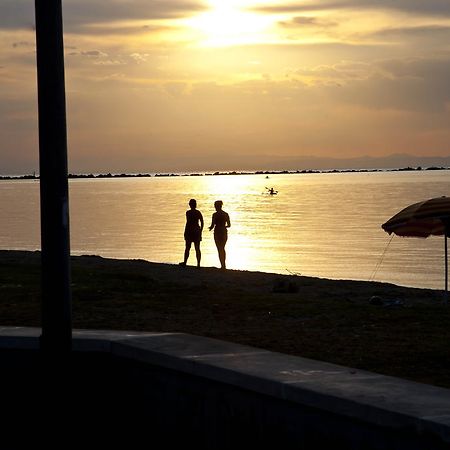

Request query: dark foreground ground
[{"left": 1, "top": 250, "right": 449, "bottom": 388}]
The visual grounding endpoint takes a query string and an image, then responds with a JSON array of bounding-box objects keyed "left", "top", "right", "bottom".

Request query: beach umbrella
[{"left": 381, "top": 196, "right": 450, "bottom": 302}]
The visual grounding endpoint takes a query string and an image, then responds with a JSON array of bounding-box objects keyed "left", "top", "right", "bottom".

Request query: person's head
[
  {"left": 189, "top": 199, "right": 197, "bottom": 209},
  {"left": 214, "top": 200, "right": 223, "bottom": 211}
]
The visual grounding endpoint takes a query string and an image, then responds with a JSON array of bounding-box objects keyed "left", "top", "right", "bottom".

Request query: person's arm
[
  {"left": 199, "top": 212, "right": 204, "bottom": 231},
  {"left": 226, "top": 213, "right": 231, "bottom": 228},
  {"left": 209, "top": 213, "right": 215, "bottom": 231}
]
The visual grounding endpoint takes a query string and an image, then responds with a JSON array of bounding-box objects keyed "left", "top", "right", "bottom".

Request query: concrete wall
[{"left": 1, "top": 327, "right": 450, "bottom": 449}]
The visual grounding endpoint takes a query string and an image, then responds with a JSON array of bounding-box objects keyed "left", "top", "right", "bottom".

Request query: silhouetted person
[
  {"left": 180, "top": 199, "right": 204, "bottom": 268},
  {"left": 209, "top": 200, "right": 231, "bottom": 269}
]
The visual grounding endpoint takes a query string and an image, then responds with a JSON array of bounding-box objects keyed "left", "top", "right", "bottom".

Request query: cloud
[
  {"left": 2, "top": 59, "right": 450, "bottom": 173},
  {"left": 366, "top": 25, "right": 450, "bottom": 41},
  {"left": 251, "top": 1, "right": 450, "bottom": 17},
  {"left": 293, "top": 60, "right": 377, "bottom": 83},
  {"left": 278, "top": 16, "right": 338, "bottom": 29},
  {"left": 129, "top": 53, "right": 149, "bottom": 64},
  {"left": 0, "top": 0, "right": 206, "bottom": 31},
  {"left": 65, "top": 0, "right": 205, "bottom": 24},
  {"left": 93, "top": 60, "right": 125, "bottom": 66},
  {"left": 130, "top": 52, "right": 149, "bottom": 64},
  {"left": 334, "top": 57, "right": 450, "bottom": 113},
  {"left": 378, "top": 57, "right": 450, "bottom": 82},
  {"left": 67, "top": 50, "right": 156, "bottom": 67},
  {"left": 0, "top": 2, "right": 34, "bottom": 29},
  {"left": 80, "top": 50, "right": 108, "bottom": 57},
  {"left": 251, "top": 2, "right": 346, "bottom": 14},
  {"left": 12, "top": 41, "right": 34, "bottom": 48},
  {"left": 270, "top": 54, "right": 450, "bottom": 114},
  {"left": 74, "top": 23, "right": 172, "bottom": 36},
  {"left": 62, "top": 73, "right": 450, "bottom": 172}
]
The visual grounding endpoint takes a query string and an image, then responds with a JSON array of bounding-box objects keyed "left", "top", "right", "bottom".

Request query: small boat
[{"left": 265, "top": 187, "right": 278, "bottom": 195}]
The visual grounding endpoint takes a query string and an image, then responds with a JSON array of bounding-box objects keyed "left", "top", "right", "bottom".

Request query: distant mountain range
[
  {"left": 156, "top": 153, "right": 450, "bottom": 173},
  {"left": 2, "top": 153, "right": 450, "bottom": 177}
]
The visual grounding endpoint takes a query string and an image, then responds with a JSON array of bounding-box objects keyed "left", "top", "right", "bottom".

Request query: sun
[{"left": 184, "top": 0, "right": 272, "bottom": 47}]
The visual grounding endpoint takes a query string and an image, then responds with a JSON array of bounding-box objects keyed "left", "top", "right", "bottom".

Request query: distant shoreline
[{"left": 1, "top": 165, "right": 449, "bottom": 180}]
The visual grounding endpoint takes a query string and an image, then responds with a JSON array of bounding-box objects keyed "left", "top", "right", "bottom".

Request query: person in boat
[
  {"left": 180, "top": 198, "right": 204, "bottom": 268},
  {"left": 267, "top": 187, "right": 277, "bottom": 195},
  {"left": 209, "top": 200, "right": 231, "bottom": 270}
]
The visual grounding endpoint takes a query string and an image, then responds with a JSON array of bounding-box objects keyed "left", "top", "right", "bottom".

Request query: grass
[{"left": 1, "top": 250, "right": 450, "bottom": 389}]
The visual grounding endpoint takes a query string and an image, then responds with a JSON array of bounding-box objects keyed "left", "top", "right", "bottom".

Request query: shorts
[
  {"left": 214, "top": 229, "right": 228, "bottom": 246},
  {"left": 184, "top": 226, "right": 202, "bottom": 243}
]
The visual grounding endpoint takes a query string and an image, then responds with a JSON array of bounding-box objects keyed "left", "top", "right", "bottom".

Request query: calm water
[{"left": 1, "top": 171, "right": 450, "bottom": 289}]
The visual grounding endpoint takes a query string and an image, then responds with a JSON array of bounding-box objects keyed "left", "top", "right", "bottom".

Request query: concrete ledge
[{"left": 1, "top": 326, "right": 450, "bottom": 448}]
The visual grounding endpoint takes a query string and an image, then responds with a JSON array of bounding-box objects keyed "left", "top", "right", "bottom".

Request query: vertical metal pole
[
  {"left": 445, "top": 234, "right": 448, "bottom": 305},
  {"left": 35, "top": 0, "right": 72, "bottom": 353}
]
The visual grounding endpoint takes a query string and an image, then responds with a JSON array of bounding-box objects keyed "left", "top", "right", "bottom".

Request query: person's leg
[
  {"left": 181, "top": 241, "right": 192, "bottom": 265},
  {"left": 194, "top": 241, "right": 201, "bottom": 267},
  {"left": 215, "top": 235, "right": 227, "bottom": 269},
  {"left": 221, "top": 235, "right": 228, "bottom": 269},
  {"left": 218, "top": 245, "right": 226, "bottom": 269}
]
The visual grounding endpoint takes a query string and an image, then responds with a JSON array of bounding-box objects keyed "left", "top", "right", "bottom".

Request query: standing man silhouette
[
  {"left": 209, "top": 200, "right": 231, "bottom": 269},
  {"left": 180, "top": 199, "right": 204, "bottom": 268}
]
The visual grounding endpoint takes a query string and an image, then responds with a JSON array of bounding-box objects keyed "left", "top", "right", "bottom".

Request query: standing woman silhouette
[
  {"left": 180, "top": 199, "right": 204, "bottom": 268},
  {"left": 209, "top": 200, "right": 231, "bottom": 269}
]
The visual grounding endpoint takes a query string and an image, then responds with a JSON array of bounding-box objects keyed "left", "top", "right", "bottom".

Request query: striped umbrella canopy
[
  {"left": 382, "top": 196, "right": 450, "bottom": 302},
  {"left": 382, "top": 196, "right": 450, "bottom": 237}
]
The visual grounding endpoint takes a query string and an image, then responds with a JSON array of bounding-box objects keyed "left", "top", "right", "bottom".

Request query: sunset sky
[{"left": 1, "top": 0, "right": 450, "bottom": 174}]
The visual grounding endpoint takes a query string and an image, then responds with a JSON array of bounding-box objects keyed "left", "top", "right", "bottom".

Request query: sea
[{"left": 1, "top": 170, "right": 450, "bottom": 290}]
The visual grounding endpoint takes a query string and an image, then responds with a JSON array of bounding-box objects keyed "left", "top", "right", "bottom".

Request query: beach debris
[
  {"left": 273, "top": 278, "right": 299, "bottom": 293},
  {"left": 286, "top": 269, "right": 302, "bottom": 276},
  {"left": 369, "top": 295, "right": 404, "bottom": 307},
  {"left": 369, "top": 295, "right": 383, "bottom": 305}
]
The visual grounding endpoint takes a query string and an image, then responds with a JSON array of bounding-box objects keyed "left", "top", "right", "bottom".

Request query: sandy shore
[{"left": 1, "top": 249, "right": 449, "bottom": 388}]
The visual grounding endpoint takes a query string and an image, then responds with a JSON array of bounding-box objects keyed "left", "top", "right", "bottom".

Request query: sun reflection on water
[{"left": 2, "top": 172, "right": 450, "bottom": 289}]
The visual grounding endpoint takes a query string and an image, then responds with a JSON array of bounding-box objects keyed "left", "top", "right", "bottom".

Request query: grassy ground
[{"left": 1, "top": 250, "right": 450, "bottom": 388}]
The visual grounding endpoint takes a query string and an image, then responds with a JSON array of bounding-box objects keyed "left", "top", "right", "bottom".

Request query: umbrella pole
[{"left": 445, "top": 234, "right": 448, "bottom": 305}]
